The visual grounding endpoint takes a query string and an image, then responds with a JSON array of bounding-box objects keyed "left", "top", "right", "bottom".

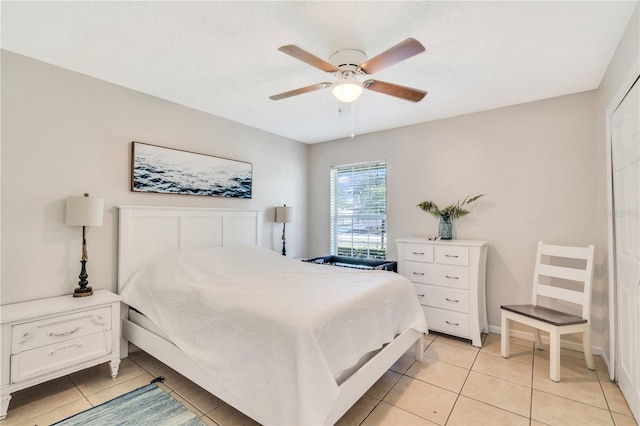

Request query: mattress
[
  {"left": 128, "top": 308, "right": 170, "bottom": 341},
  {"left": 120, "top": 245, "right": 427, "bottom": 425}
]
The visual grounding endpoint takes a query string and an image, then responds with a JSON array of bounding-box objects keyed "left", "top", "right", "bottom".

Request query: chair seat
[{"left": 501, "top": 304, "right": 587, "bottom": 326}]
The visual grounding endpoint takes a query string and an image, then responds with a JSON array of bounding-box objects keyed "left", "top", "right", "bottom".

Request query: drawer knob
[
  {"left": 48, "top": 327, "right": 81, "bottom": 337},
  {"left": 445, "top": 254, "right": 459, "bottom": 258},
  {"left": 416, "top": 294, "right": 425, "bottom": 298},
  {"left": 20, "top": 329, "right": 36, "bottom": 343},
  {"left": 445, "top": 275, "right": 459, "bottom": 280},
  {"left": 445, "top": 298, "right": 460, "bottom": 303},
  {"left": 48, "top": 343, "right": 83, "bottom": 356},
  {"left": 445, "top": 320, "right": 460, "bottom": 327},
  {"left": 412, "top": 272, "right": 425, "bottom": 276},
  {"left": 92, "top": 313, "right": 109, "bottom": 325},
  {"left": 412, "top": 252, "right": 425, "bottom": 255}
]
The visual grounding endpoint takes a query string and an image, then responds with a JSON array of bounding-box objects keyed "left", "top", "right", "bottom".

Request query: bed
[{"left": 117, "top": 205, "right": 427, "bottom": 425}]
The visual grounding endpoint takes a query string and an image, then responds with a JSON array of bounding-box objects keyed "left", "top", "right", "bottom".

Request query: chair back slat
[
  {"left": 536, "top": 283, "right": 585, "bottom": 305},
  {"left": 538, "top": 264, "right": 587, "bottom": 282},
  {"left": 532, "top": 241, "right": 595, "bottom": 320},
  {"left": 540, "top": 243, "right": 592, "bottom": 260}
]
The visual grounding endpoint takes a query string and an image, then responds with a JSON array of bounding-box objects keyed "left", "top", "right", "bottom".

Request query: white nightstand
[{"left": 0, "top": 289, "right": 121, "bottom": 420}]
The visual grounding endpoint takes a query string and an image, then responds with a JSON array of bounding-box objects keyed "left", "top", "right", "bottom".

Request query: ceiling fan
[{"left": 269, "top": 38, "right": 427, "bottom": 104}]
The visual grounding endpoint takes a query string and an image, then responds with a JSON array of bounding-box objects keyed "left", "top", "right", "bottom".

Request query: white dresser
[
  {"left": 0, "top": 290, "right": 121, "bottom": 420},
  {"left": 397, "top": 238, "right": 488, "bottom": 347}
]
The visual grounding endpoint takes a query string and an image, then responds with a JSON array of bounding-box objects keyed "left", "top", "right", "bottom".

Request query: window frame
[{"left": 330, "top": 160, "right": 387, "bottom": 259}]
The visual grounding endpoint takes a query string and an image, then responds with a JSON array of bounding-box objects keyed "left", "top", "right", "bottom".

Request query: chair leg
[
  {"left": 549, "top": 329, "right": 561, "bottom": 382},
  {"left": 582, "top": 330, "right": 595, "bottom": 370},
  {"left": 501, "top": 312, "right": 510, "bottom": 358},
  {"left": 533, "top": 328, "right": 543, "bottom": 350}
]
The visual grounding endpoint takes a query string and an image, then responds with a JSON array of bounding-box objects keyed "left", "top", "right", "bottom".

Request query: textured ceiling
[{"left": 1, "top": 1, "right": 637, "bottom": 143}]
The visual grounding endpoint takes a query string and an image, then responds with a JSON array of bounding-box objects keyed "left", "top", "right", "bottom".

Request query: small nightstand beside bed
[{"left": 118, "top": 206, "right": 427, "bottom": 425}]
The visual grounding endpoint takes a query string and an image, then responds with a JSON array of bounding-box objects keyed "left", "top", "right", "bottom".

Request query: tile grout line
[
  {"left": 594, "top": 365, "right": 618, "bottom": 425},
  {"left": 531, "top": 350, "right": 623, "bottom": 419},
  {"left": 529, "top": 343, "right": 536, "bottom": 425},
  {"left": 442, "top": 334, "right": 539, "bottom": 425},
  {"left": 442, "top": 346, "right": 479, "bottom": 425},
  {"left": 359, "top": 335, "right": 437, "bottom": 426},
  {"left": 66, "top": 373, "right": 101, "bottom": 407}
]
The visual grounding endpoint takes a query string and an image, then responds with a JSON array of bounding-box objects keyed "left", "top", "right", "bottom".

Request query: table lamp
[
  {"left": 275, "top": 205, "right": 292, "bottom": 256},
  {"left": 66, "top": 193, "right": 104, "bottom": 297}
]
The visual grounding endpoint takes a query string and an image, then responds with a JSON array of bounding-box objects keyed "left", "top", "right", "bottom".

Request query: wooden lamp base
[{"left": 73, "top": 259, "right": 93, "bottom": 297}]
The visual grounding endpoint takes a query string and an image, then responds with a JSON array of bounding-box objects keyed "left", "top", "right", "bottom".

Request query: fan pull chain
[
  {"left": 350, "top": 102, "right": 356, "bottom": 138},
  {"left": 336, "top": 100, "right": 356, "bottom": 139}
]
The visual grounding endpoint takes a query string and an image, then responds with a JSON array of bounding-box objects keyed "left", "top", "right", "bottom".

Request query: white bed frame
[{"left": 118, "top": 205, "right": 424, "bottom": 425}]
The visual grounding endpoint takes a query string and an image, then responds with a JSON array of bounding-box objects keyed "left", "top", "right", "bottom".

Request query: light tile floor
[{"left": 1, "top": 332, "right": 637, "bottom": 426}]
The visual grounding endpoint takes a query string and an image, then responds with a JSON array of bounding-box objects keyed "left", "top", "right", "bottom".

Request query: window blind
[{"left": 330, "top": 161, "right": 387, "bottom": 259}]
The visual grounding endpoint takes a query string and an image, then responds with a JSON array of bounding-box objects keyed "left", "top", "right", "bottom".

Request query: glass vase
[{"left": 438, "top": 216, "right": 453, "bottom": 240}]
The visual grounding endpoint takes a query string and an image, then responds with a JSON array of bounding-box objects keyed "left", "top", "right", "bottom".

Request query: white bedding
[{"left": 120, "top": 246, "right": 427, "bottom": 425}]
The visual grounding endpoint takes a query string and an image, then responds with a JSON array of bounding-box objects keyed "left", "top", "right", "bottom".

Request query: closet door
[{"left": 611, "top": 77, "right": 639, "bottom": 422}]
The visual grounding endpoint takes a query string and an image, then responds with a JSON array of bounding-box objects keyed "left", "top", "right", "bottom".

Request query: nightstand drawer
[
  {"left": 403, "top": 244, "right": 434, "bottom": 263},
  {"left": 10, "top": 331, "right": 112, "bottom": 383},
  {"left": 11, "top": 307, "right": 111, "bottom": 354},
  {"left": 404, "top": 262, "right": 470, "bottom": 289},
  {"left": 1, "top": 290, "right": 122, "bottom": 420},
  {"left": 423, "top": 306, "right": 470, "bottom": 338},
  {"left": 435, "top": 245, "right": 469, "bottom": 266},
  {"left": 414, "top": 283, "right": 470, "bottom": 313}
]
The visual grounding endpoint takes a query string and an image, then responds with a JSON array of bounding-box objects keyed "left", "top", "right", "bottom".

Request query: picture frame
[{"left": 131, "top": 142, "right": 252, "bottom": 199}]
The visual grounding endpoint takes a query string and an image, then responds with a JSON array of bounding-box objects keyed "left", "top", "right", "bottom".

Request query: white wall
[
  {"left": 309, "top": 91, "right": 603, "bottom": 346},
  {"left": 1, "top": 50, "right": 308, "bottom": 304},
  {"left": 595, "top": 3, "right": 639, "bottom": 364}
]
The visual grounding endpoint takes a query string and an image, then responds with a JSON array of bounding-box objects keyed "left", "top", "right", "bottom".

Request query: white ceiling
[{"left": 1, "top": 1, "right": 637, "bottom": 144}]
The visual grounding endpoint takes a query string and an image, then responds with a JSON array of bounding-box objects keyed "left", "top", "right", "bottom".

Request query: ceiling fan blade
[
  {"left": 364, "top": 80, "right": 427, "bottom": 103},
  {"left": 278, "top": 45, "right": 340, "bottom": 73},
  {"left": 269, "top": 82, "right": 331, "bottom": 100},
  {"left": 359, "top": 38, "right": 425, "bottom": 75}
]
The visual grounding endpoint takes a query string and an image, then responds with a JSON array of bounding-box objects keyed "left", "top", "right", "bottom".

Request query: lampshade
[
  {"left": 332, "top": 75, "right": 363, "bottom": 103},
  {"left": 66, "top": 194, "right": 104, "bottom": 227},
  {"left": 275, "top": 206, "right": 293, "bottom": 224}
]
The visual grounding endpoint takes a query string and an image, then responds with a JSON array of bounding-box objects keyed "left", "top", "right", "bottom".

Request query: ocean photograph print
[{"left": 131, "top": 142, "right": 252, "bottom": 198}]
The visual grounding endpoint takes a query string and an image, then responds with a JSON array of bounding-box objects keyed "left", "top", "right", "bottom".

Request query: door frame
[{"left": 606, "top": 56, "right": 640, "bottom": 381}]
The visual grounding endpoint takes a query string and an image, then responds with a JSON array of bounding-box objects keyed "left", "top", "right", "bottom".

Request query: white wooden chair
[{"left": 500, "top": 241, "right": 596, "bottom": 382}]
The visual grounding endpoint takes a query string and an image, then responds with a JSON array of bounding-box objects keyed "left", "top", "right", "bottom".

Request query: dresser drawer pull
[
  {"left": 445, "top": 254, "right": 459, "bottom": 258},
  {"left": 412, "top": 251, "right": 425, "bottom": 255},
  {"left": 445, "top": 275, "right": 459, "bottom": 280},
  {"left": 445, "top": 298, "right": 460, "bottom": 303},
  {"left": 412, "top": 272, "right": 425, "bottom": 276},
  {"left": 48, "top": 343, "right": 83, "bottom": 356},
  {"left": 416, "top": 294, "right": 425, "bottom": 298},
  {"left": 48, "top": 327, "right": 81, "bottom": 337},
  {"left": 20, "top": 330, "right": 36, "bottom": 343},
  {"left": 445, "top": 320, "right": 460, "bottom": 327}
]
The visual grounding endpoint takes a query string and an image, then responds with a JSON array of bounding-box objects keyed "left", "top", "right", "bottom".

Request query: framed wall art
[{"left": 131, "top": 142, "right": 252, "bottom": 198}]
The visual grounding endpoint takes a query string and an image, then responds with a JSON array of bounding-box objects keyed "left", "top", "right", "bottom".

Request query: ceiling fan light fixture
[{"left": 331, "top": 75, "right": 363, "bottom": 103}]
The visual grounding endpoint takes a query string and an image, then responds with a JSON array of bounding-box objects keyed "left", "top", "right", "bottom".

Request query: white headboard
[{"left": 118, "top": 205, "right": 262, "bottom": 293}]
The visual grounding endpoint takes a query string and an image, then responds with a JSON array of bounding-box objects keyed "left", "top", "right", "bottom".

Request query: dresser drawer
[
  {"left": 403, "top": 244, "right": 434, "bottom": 263},
  {"left": 11, "top": 307, "right": 111, "bottom": 354},
  {"left": 10, "top": 331, "right": 112, "bottom": 383},
  {"left": 423, "top": 306, "right": 471, "bottom": 338},
  {"left": 404, "top": 262, "right": 470, "bottom": 289},
  {"left": 435, "top": 245, "right": 469, "bottom": 266},
  {"left": 414, "top": 283, "right": 470, "bottom": 313}
]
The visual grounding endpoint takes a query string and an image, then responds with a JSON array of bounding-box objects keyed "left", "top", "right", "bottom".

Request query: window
[{"left": 330, "top": 161, "right": 387, "bottom": 259}]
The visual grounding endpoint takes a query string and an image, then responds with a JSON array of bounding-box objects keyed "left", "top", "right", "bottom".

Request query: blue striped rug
[{"left": 52, "top": 383, "right": 205, "bottom": 426}]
